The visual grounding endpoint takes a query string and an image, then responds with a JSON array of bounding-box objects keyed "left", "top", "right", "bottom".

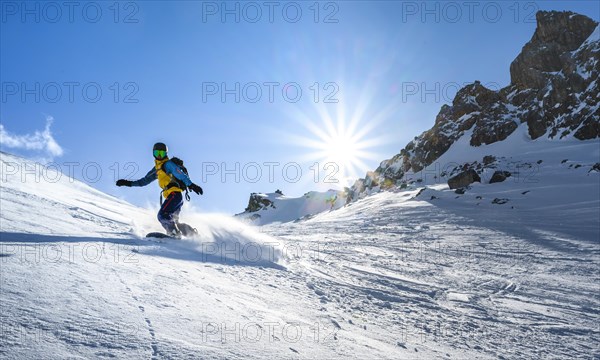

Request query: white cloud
[{"left": 0, "top": 116, "right": 64, "bottom": 158}]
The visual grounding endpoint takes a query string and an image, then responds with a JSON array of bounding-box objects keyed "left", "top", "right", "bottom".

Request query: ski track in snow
[
  {"left": 113, "top": 268, "right": 159, "bottom": 358},
  {"left": 3, "top": 190, "right": 597, "bottom": 359},
  {"left": 1, "top": 143, "right": 599, "bottom": 359},
  {"left": 276, "top": 191, "right": 599, "bottom": 359}
]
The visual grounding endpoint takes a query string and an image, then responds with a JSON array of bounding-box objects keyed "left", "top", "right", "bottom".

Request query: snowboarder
[
  {"left": 116, "top": 142, "right": 203, "bottom": 238},
  {"left": 326, "top": 194, "right": 338, "bottom": 210}
]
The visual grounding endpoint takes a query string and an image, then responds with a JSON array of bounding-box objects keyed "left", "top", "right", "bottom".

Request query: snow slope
[
  {"left": 1, "top": 144, "right": 599, "bottom": 359},
  {"left": 0, "top": 151, "right": 151, "bottom": 236}
]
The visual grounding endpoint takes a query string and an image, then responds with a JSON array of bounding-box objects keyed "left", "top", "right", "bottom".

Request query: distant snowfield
[
  {"left": 1, "top": 133, "right": 599, "bottom": 359},
  {"left": 235, "top": 190, "right": 346, "bottom": 225}
]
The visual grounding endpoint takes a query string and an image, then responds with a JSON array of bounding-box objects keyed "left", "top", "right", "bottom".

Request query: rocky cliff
[{"left": 351, "top": 11, "right": 599, "bottom": 198}]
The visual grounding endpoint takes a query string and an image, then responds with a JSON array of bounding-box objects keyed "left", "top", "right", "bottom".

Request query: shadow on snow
[{"left": 0, "top": 231, "right": 285, "bottom": 270}]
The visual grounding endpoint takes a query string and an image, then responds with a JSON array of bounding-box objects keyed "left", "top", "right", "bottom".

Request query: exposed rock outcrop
[
  {"left": 448, "top": 169, "right": 481, "bottom": 189},
  {"left": 510, "top": 11, "right": 598, "bottom": 89},
  {"left": 244, "top": 192, "right": 277, "bottom": 212},
  {"left": 489, "top": 171, "right": 512, "bottom": 184}
]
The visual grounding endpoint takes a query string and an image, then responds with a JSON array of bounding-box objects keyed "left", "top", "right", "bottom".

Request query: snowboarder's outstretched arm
[{"left": 116, "top": 168, "right": 157, "bottom": 187}]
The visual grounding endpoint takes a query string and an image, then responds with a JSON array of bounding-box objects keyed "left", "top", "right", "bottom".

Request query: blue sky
[{"left": 1, "top": 1, "right": 598, "bottom": 214}]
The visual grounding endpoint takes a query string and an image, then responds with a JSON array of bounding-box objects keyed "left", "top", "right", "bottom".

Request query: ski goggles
[{"left": 153, "top": 149, "right": 167, "bottom": 158}]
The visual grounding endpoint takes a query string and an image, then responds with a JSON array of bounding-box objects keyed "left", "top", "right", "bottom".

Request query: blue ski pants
[{"left": 158, "top": 191, "right": 184, "bottom": 233}]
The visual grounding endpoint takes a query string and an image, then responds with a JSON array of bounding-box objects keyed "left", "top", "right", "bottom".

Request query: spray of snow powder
[{"left": 132, "top": 206, "right": 286, "bottom": 269}]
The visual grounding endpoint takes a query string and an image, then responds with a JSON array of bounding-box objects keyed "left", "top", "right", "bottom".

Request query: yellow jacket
[{"left": 130, "top": 157, "right": 192, "bottom": 199}]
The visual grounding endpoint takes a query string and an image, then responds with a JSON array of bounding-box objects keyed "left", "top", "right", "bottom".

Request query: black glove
[
  {"left": 116, "top": 179, "right": 133, "bottom": 187},
  {"left": 189, "top": 183, "right": 203, "bottom": 195}
]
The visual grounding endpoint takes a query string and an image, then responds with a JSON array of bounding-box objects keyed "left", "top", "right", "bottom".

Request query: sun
[
  {"left": 311, "top": 121, "right": 370, "bottom": 185},
  {"left": 326, "top": 131, "right": 358, "bottom": 167},
  {"left": 279, "top": 74, "right": 400, "bottom": 189},
  {"left": 286, "top": 99, "right": 395, "bottom": 188}
]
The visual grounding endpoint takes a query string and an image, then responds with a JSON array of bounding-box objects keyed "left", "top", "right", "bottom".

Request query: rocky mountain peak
[
  {"left": 533, "top": 11, "right": 596, "bottom": 47},
  {"left": 510, "top": 11, "right": 598, "bottom": 89}
]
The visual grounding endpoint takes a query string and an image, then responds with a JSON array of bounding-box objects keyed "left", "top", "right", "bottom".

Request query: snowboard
[
  {"left": 145, "top": 223, "right": 198, "bottom": 240},
  {"left": 145, "top": 232, "right": 176, "bottom": 239}
]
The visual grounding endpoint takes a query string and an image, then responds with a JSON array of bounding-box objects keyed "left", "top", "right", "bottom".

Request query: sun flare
[
  {"left": 287, "top": 99, "right": 396, "bottom": 188},
  {"left": 317, "top": 125, "right": 364, "bottom": 176},
  {"left": 279, "top": 70, "right": 401, "bottom": 189}
]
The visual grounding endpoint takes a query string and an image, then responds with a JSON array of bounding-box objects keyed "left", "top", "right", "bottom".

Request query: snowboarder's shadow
[
  {"left": 137, "top": 235, "right": 286, "bottom": 270},
  {"left": 0, "top": 231, "right": 286, "bottom": 270},
  {"left": 0, "top": 231, "right": 142, "bottom": 246},
  {"left": 140, "top": 243, "right": 286, "bottom": 270}
]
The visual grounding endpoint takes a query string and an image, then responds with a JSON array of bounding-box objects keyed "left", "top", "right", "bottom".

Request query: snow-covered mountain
[
  {"left": 235, "top": 190, "right": 346, "bottom": 225},
  {"left": 352, "top": 11, "right": 599, "bottom": 198},
  {"left": 237, "top": 11, "right": 598, "bottom": 224}
]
